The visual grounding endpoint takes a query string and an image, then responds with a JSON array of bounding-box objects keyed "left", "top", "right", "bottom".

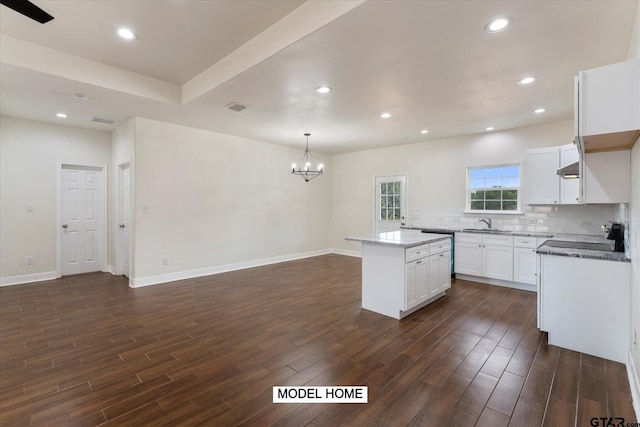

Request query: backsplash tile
[{"left": 409, "top": 204, "right": 619, "bottom": 237}]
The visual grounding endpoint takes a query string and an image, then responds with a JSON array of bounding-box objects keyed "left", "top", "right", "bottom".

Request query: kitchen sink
[
  {"left": 461, "top": 228, "right": 504, "bottom": 233},
  {"left": 543, "top": 240, "right": 613, "bottom": 251}
]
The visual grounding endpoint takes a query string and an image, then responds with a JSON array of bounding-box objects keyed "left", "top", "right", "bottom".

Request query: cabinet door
[
  {"left": 483, "top": 244, "right": 513, "bottom": 281},
  {"left": 513, "top": 247, "right": 537, "bottom": 285},
  {"left": 523, "top": 147, "right": 560, "bottom": 205},
  {"left": 454, "top": 242, "right": 482, "bottom": 276},
  {"left": 559, "top": 143, "right": 580, "bottom": 204},
  {"left": 583, "top": 151, "right": 631, "bottom": 204},
  {"left": 406, "top": 259, "right": 428, "bottom": 310},
  {"left": 430, "top": 251, "right": 451, "bottom": 296}
]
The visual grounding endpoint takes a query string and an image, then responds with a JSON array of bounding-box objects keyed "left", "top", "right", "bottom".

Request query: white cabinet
[
  {"left": 405, "top": 244, "right": 429, "bottom": 310},
  {"left": 559, "top": 143, "right": 580, "bottom": 204},
  {"left": 539, "top": 254, "right": 630, "bottom": 363},
  {"left": 513, "top": 236, "right": 539, "bottom": 289},
  {"left": 582, "top": 150, "right": 631, "bottom": 204},
  {"left": 429, "top": 243, "right": 451, "bottom": 297},
  {"left": 455, "top": 232, "right": 513, "bottom": 283},
  {"left": 576, "top": 58, "right": 640, "bottom": 153},
  {"left": 359, "top": 237, "right": 451, "bottom": 319},
  {"left": 523, "top": 144, "right": 581, "bottom": 205},
  {"left": 523, "top": 147, "right": 560, "bottom": 205}
]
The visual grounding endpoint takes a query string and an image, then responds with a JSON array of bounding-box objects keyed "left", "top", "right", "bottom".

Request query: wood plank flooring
[{"left": 0, "top": 254, "right": 637, "bottom": 426}]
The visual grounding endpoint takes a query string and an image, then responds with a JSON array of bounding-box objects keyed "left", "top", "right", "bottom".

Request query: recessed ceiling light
[
  {"left": 56, "top": 113, "right": 69, "bottom": 118},
  {"left": 316, "top": 86, "right": 331, "bottom": 94},
  {"left": 484, "top": 17, "right": 511, "bottom": 33},
  {"left": 485, "top": 126, "right": 495, "bottom": 131},
  {"left": 534, "top": 108, "right": 547, "bottom": 114},
  {"left": 420, "top": 129, "right": 429, "bottom": 134},
  {"left": 517, "top": 76, "right": 536, "bottom": 85},
  {"left": 380, "top": 112, "right": 392, "bottom": 119},
  {"left": 117, "top": 27, "right": 138, "bottom": 40}
]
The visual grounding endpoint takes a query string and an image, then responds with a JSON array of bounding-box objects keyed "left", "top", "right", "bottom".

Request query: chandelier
[{"left": 291, "top": 133, "right": 323, "bottom": 182}]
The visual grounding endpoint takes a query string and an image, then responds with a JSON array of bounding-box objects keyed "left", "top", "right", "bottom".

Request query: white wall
[
  {"left": 131, "top": 118, "right": 331, "bottom": 283},
  {"left": 0, "top": 116, "right": 111, "bottom": 283},
  {"left": 331, "top": 119, "right": 616, "bottom": 253}
]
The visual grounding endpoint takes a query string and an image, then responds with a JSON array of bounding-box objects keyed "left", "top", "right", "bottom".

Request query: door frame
[
  {"left": 56, "top": 161, "right": 108, "bottom": 278},
  {"left": 115, "top": 161, "right": 132, "bottom": 277},
  {"left": 373, "top": 174, "right": 408, "bottom": 234}
]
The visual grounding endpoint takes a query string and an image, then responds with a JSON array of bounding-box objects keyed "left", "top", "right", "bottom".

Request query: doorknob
[
  {"left": 62, "top": 224, "right": 68, "bottom": 229},
  {"left": 119, "top": 224, "right": 125, "bottom": 228}
]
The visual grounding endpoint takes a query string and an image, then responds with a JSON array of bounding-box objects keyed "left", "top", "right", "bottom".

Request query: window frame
[{"left": 465, "top": 163, "right": 523, "bottom": 215}]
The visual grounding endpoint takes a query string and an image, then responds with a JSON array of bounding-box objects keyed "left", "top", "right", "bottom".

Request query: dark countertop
[{"left": 403, "top": 225, "right": 630, "bottom": 263}]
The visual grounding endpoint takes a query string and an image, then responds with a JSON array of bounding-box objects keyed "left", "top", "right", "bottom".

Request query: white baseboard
[
  {"left": 130, "top": 249, "right": 333, "bottom": 288},
  {"left": 107, "top": 265, "right": 116, "bottom": 275},
  {"left": 331, "top": 248, "right": 362, "bottom": 258},
  {"left": 0, "top": 271, "right": 58, "bottom": 287},
  {"left": 628, "top": 351, "right": 640, "bottom": 422}
]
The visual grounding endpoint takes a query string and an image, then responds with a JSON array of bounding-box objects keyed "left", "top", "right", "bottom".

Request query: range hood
[{"left": 557, "top": 161, "right": 579, "bottom": 179}]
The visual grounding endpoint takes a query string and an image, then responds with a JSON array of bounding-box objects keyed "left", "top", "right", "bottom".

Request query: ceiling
[{"left": 0, "top": 0, "right": 637, "bottom": 155}]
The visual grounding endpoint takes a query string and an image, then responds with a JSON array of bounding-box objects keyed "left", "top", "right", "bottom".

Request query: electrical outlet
[
  {"left": 162, "top": 257, "right": 169, "bottom": 265},
  {"left": 580, "top": 220, "right": 591, "bottom": 227},
  {"left": 26, "top": 256, "right": 33, "bottom": 265}
]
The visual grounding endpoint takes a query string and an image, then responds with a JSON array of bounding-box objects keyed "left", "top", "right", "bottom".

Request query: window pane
[
  {"left": 394, "top": 181, "right": 401, "bottom": 194},
  {"left": 503, "top": 189, "right": 517, "bottom": 200},
  {"left": 485, "top": 167, "right": 502, "bottom": 178},
  {"left": 485, "top": 190, "right": 501, "bottom": 200},
  {"left": 380, "top": 209, "right": 387, "bottom": 220},
  {"left": 469, "top": 169, "right": 485, "bottom": 180},
  {"left": 486, "top": 201, "right": 501, "bottom": 210},
  {"left": 395, "top": 208, "right": 401, "bottom": 220},
  {"left": 503, "top": 165, "right": 519, "bottom": 177},
  {"left": 486, "top": 177, "right": 502, "bottom": 188},
  {"left": 502, "top": 176, "right": 520, "bottom": 187},
  {"left": 394, "top": 195, "right": 400, "bottom": 207},
  {"left": 381, "top": 184, "right": 387, "bottom": 195},
  {"left": 470, "top": 190, "right": 485, "bottom": 200},
  {"left": 470, "top": 178, "right": 485, "bottom": 189},
  {"left": 387, "top": 197, "right": 393, "bottom": 208},
  {"left": 471, "top": 201, "right": 485, "bottom": 210},
  {"left": 502, "top": 201, "right": 517, "bottom": 210},
  {"left": 380, "top": 196, "right": 385, "bottom": 207}
]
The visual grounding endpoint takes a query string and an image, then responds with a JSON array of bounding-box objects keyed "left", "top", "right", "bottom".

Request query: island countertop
[{"left": 345, "top": 230, "right": 450, "bottom": 248}]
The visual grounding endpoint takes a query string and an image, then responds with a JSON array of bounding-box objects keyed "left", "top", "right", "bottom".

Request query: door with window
[{"left": 374, "top": 175, "right": 407, "bottom": 234}]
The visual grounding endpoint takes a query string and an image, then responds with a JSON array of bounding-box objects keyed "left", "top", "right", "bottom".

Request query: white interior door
[
  {"left": 374, "top": 175, "right": 407, "bottom": 233},
  {"left": 118, "top": 163, "right": 131, "bottom": 277},
  {"left": 61, "top": 166, "right": 105, "bottom": 275}
]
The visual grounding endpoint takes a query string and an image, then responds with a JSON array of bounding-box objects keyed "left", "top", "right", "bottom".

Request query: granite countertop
[
  {"left": 403, "top": 225, "right": 629, "bottom": 262},
  {"left": 345, "top": 230, "right": 450, "bottom": 248}
]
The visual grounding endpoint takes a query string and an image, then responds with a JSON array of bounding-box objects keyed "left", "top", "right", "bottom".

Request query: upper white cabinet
[
  {"left": 575, "top": 58, "right": 640, "bottom": 152},
  {"left": 523, "top": 144, "right": 581, "bottom": 205},
  {"left": 523, "top": 147, "right": 560, "bottom": 205}
]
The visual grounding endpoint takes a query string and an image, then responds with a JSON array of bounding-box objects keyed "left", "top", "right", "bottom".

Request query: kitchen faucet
[{"left": 480, "top": 218, "right": 492, "bottom": 229}]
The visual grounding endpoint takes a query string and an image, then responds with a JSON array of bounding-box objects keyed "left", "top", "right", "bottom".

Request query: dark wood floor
[{"left": 0, "top": 254, "right": 636, "bottom": 426}]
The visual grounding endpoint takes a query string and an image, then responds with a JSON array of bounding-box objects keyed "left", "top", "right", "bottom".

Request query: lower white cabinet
[
  {"left": 361, "top": 238, "right": 451, "bottom": 319},
  {"left": 455, "top": 232, "right": 513, "bottom": 282},
  {"left": 513, "top": 236, "right": 539, "bottom": 286},
  {"left": 405, "top": 256, "right": 428, "bottom": 310},
  {"left": 539, "top": 254, "right": 630, "bottom": 363},
  {"left": 429, "top": 250, "right": 451, "bottom": 296}
]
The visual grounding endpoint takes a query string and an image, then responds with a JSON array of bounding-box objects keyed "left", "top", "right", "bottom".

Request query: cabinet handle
[
  {"left": 416, "top": 260, "right": 422, "bottom": 264},
  {"left": 439, "top": 253, "right": 444, "bottom": 257}
]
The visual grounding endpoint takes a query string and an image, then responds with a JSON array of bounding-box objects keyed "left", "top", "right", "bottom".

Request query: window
[
  {"left": 467, "top": 164, "right": 521, "bottom": 212},
  {"left": 379, "top": 181, "right": 403, "bottom": 221}
]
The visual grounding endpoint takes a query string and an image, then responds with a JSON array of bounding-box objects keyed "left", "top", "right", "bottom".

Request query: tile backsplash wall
[{"left": 409, "top": 203, "right": 621, "bottom": 237}]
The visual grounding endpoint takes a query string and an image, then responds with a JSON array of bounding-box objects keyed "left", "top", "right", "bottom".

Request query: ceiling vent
[
  {"left": 91, "top": 117, "right": 115, "bottom": 125},
  {"left": 224, "top": 102, "right": 247, "bottom": 112}
]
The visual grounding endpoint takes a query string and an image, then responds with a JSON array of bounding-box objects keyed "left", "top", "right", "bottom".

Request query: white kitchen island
[{"left": 345, "top": 231, "right": 451, "bottom": 319}]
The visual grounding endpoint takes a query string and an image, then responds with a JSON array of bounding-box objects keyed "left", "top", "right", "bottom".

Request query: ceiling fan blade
[{"left": 0, "top": 0, "right": 54, "bottom": 23}]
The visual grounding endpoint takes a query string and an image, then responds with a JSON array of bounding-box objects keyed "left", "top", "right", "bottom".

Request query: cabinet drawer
[
  {"left": 514, "top": 236, "right": 537, "bottom": 248},
  {"left": 454, "top": 232, "right": 482, "bottom": 244},
  {"left": 430, "top": 239, "right": 451, "bottom": 255},
  {"left": 483, "top": 234, "right": 513, "bottom": 247},
  {"left": 406, "top": 244, "right": 428, "bottom": 262}
]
